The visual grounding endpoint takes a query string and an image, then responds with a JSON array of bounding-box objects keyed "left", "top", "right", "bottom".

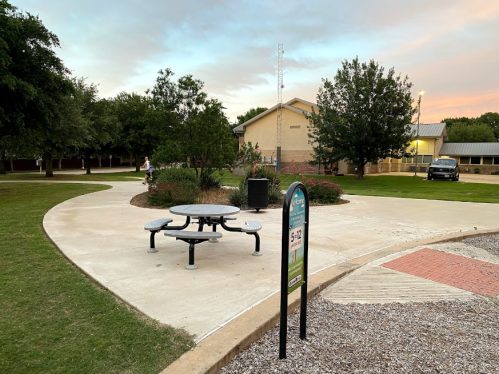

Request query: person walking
[{"left": 141, "top": 157, "right": 152, "bottom": 185}]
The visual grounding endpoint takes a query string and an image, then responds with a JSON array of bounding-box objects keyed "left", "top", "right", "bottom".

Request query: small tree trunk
[
  {"left": 58, "top": 154, "right": 63, "bottom": 170},
  {"left": 45, "top": 156, "right": 54, "bottom": 177},
  {"left": 0, "top": 151, "right": 6, "bottom": 174},
  {"left": 98, "top": 156, "right": 102, "bottom": 168},
  {"left": 85, "top": 155, "right": 92, "bottom": 174},
  {"left": 357, "top": 164, "right": 365, "bottom": 180},
  {"left": 9, "top": 158, "right": 14, "bottom": 172},
  {"left": 135, "top": 153, "right": 140, "bottom": 172}
]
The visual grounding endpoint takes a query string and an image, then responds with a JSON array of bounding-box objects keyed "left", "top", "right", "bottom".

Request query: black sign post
[{"left": 279, "top": 181, "right": 309, "bottom": 359}]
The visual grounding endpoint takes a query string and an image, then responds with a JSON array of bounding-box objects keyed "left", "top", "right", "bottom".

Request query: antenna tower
[{"left": 276, "top": 43, "right": 283, "bottom": 173}]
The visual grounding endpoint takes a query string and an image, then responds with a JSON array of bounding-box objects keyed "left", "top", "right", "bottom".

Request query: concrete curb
[{"left": 160, "top": 228, "right": 499, "bottom": 374}]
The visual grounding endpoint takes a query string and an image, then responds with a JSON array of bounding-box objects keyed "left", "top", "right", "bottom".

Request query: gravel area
[
  {"left": 218, "top": 235, "right": 499, "bottom": 374},
  {"left": 463, "top": 234, "right": 499, "bottom": 257}
]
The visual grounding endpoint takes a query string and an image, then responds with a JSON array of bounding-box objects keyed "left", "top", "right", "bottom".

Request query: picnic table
[{"left": 145, "top": 204, "right": 262, "bottom": 269}]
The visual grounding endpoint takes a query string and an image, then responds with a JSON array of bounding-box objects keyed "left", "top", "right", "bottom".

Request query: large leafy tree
[
  {"left": 447, "top": 122, "right": 496, "bottom": 143},
  {"left": 69, "top": 79, "right": 121, "bottom": 174},
  {"left": 0, "top": 0, "right": 72, "bottom": 174},
  {"left": 442, "top": 112, "right": 499, "bottom": 142},
  {"left": 308, "top": 57, "right": 416, "bottom": 180},
  {"left": 150, "top": 69, "right": 235, "bottom": 178},
  {"left": 37, "top": 77, "right": 91, "bottom": 177},
  {"left": 114, "top": 92, "right": 155, "bottom": 172},
  {"left": 478, "top": 112, "right": 499, "bottom": 139}
]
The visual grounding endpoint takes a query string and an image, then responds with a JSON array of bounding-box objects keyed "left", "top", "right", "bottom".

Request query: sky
[{"left": 11, "top": 0, "right": 499, "bottom": 124}]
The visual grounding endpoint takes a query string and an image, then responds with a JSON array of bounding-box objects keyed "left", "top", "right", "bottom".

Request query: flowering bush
[
  {"left": 226, "top": 141, "right": 262, "bottom": 172},
  {"left": 148, "top": 181, "right": 201, "bottom": 207},
  {"left": 148, "top": 168, "right": 201, "bottom": 207},
  {"left": 302, "top": 178, "right": 343, "bottom": 204}
]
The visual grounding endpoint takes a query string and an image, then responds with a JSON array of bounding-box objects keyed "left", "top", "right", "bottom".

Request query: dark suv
[{"left": 427, "top": 158, "right": 460, "bottom": 181}]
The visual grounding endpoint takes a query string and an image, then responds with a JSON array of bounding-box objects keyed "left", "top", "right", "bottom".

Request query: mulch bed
[{"left": 130, "top": 189, "right": 349, "bottom": 210}]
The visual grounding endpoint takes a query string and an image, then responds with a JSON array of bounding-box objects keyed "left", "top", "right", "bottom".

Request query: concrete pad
[{"left": 42, "top": 182, "right": 499, "bottom": 343}]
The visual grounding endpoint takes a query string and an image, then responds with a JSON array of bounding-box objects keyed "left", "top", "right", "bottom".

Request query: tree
[
  {"left": 37, "top": 77, "right": 90, "bottom": 177},
  {"left": 114, "top": 92, "right": 155, "bottom": 172},
  {"left": 478, "top": 112, "right": 499, "bottom": 140},
  {"left": 150, "top": 69, "right": 235, "bottom": 178},
  {"left": 447, "top": 122, "right": 496, "bottom": 143},
  {"left": 308, "top": 57, "right": 416, "bottom": 180},
  {"left": 0, "top": 0, "right": 72, "bottom": 174},
  {"left": 235, "top": 141, "right": 262, "bottom": 169},
  {"left": 68, "top": 79, "right": 121, "bottom": 175},
  {"left": 442, "top": 112, "right": 499, "bottom": 142}
]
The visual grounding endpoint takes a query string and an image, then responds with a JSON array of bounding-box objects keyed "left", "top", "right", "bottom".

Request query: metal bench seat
[
  {"left": 144, "top": 218, "right": 172, "bottom": 231},
  {"left": 144, "top": 218, "right": 173, "bottom": 253},
  {"left": 163, "top": 230, "right": 222, "bottom": 240},
  {"left": 220, "top": 220, "right": 263, "bottom": 257},
  {"left": 164, "top": 230, "right": 222, "bottom": 270},
  {"left": 241, "top": 221, "right": 262, "bottom": 232}
]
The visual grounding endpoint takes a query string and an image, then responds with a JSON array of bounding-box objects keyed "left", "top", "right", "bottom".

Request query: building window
[
  {"left": 483, "top": 157, "right": 493, "bottom": 165},
  {"left": 290, "top": 125, "right": 301, "bottom": 129},
  {"left": 470, "top": 157, "right": 480, "bottom": 165},
  {"left": 460, "top": 156, "right": 470, "bottom": 164},
  {"left": 494, "top": 157, "right": 499, "bottom": 165},
  {"left": 402, "top": 155, "right": 432, "bottom": 163}
]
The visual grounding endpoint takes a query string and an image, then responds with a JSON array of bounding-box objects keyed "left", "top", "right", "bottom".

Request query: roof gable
[
  {"left": 409, "top": 123, "right": 447, "bottom": 138},
  {"left": 233, "top": 97, "right": 316, "bottom": 133}
]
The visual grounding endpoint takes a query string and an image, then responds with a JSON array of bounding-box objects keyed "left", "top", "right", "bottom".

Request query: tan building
[
  {"left": 233, "top": 98, "right": 349, "bottom": 174},
  {"left": 234, "top": 102, "right": 499, "bottom": 175}
]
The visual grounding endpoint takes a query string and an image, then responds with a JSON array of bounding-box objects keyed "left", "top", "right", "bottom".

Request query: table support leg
[
  {"left": 186, "top": 243, "right": 197, "bottom": 270},
  {"left": 210, "top": 224, "right": 219, "bottom": 243},
  {"left": 250, "top": 232, "right": 262, "bottom": 256},
  {"left": 148, "top": 231, "right": 158, "bottom": 253}
]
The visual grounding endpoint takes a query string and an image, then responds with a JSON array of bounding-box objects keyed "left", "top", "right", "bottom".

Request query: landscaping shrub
[
  {"left": 148, "top": 180, "right": 201, "bottom": 207},
  {"left": 302, "top": 177, "right": 343, "bottom": 204},
  {"left": 199, "top": 169, "right": 222, "bottom": 191},
  {"left": 245, "top": 165, "right": 283, "bottom": 204},
  {"left": 227, "top": 165, "right": 284, "bottom": 206},
  {"left": 153, "top": 167, "right": 198, "bottom": 185},
  {"left": 228, "top": 179, "right": 248, "bottom": 208},
  {"left": 148, "top": 168, "right": 200, "bottom": 207}
]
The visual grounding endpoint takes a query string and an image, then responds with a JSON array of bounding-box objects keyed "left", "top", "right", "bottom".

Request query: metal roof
[
  {"left": 409, "top": 123, "right": 446, "bottom": 138},
  {"left": 440, "top": 142, "right": 499, "bottom": 156}
]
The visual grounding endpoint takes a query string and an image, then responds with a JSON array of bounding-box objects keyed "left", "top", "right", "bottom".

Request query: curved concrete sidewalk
[{"left": 40, "top": 181, "right": 499, "bottom": 372}]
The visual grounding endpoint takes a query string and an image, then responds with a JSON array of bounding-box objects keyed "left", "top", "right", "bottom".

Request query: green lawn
[
  {"left": 219, "top": 172, "right": 499, "bottom": 204},
  {"left": 0, "top": 170, "right": 144, "bottom": 181},
  {"left": 0, "top": 183, "right": 194, "bottom": 374},
  {"left": 3, "top": 170, "right": 498, "bottom": 204}
]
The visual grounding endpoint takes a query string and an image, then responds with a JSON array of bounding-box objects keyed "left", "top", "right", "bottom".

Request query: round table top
[{"left": 169, "top": 204, "right": 240, "bottom": 217}]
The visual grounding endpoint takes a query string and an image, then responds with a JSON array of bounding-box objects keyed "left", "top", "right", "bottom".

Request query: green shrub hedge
[
  {"left": 228, "top": 165, "right": 283, "bottom": 207},
  {"left": 148, "top": 168, "right": 201, "bottom": 207},
  {"left": 302, "top": 177, "right": 343, "bottom": 203}
]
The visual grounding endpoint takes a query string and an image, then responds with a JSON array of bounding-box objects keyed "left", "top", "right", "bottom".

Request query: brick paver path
[{"left": 382, "top": 248, "right": 499, "bottom": 297}]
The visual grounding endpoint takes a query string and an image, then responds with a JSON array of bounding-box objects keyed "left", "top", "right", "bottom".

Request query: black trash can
[{"left": 247, "top": 178, "right": 268, "bottom": 212}]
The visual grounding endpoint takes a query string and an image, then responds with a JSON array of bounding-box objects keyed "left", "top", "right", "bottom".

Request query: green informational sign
[
  {"left": 280, "top": 181, "right": 309, "bottom": 359},
  {"left": 287, "top": 188, "right": 306, "bottom": 294}
]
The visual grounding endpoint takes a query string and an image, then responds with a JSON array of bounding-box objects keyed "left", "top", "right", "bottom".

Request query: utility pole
[
  {"left": 276, "top": 43, "right": 283, "bottom": 174},
  {"left": 414, "top": 90, "right": 424, "bottom": 176}
]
